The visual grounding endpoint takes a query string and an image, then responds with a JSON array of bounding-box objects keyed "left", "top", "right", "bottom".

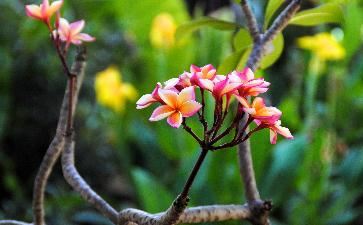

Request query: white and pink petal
[{"left": 149, "top": 105, "right": 174, "bottom": 121}]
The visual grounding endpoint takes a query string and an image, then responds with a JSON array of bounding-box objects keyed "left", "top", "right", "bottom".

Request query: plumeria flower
[
  {"left": 212, "top": 75, "right": 242, "bottom": 100},
  {"left": 25, "top": 0, "right": 63, "bottom": 24},
  {"left": 236, "top": 97, "right": 281, "bottom": 124},
  {"left": 189, "top": 64, "right": 217, "bottom": 91},
  {"left": 256, "top": 120, "right": 293, "bottom": 144},
  {"left": 149, "top": 86, "right": 202, "bottom": 128},
  {"left": 136, "top": 80, "right": 179, "bottom": 109},
  {"left": 229, "top": 68, "right": 270, "bottom": 97},
  {"left": 56, "top": 18, "right": 95, "bottom": 46}
]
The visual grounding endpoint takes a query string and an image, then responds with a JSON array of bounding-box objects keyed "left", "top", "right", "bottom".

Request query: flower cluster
[
  {"left": 137, "top": 65, "right": 292, "bottom": 145},
  {"left": 25, "top": 0, "right": 95, "bottom": 52}
]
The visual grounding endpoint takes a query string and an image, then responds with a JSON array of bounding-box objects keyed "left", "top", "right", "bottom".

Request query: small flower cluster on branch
[
  {"left": 25, "top": 0, "right": 95, "bottom": 56},
  {"left": 137, "top": 65, "right": 293, "bottom": 147}
]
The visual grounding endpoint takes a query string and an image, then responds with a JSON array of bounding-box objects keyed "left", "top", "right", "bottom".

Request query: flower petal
[
  {"left": 158, "top": 89, "right": 178, "bottom": 108},
  {"left": 76, "top": 33, "right": 96, "bottom": 42},
  {"left": 149, "top": 105, "right": 174, "bottom": 121},
  {"left": 136, "top": 94, "right": 156, "bottom": 109},
  {"left": 234, "top": 95, "right": 250, "bottom": 108},
  {"left": 47, "top": 0, "right": 63, "bottom": 18},
  {"left": 167, "top": 112, "right": 183, "bottom": 128},
  {"left": 69, "top": 20, "right": 85, "bottom": 36},
  {"left": 177, "top": 86, "right": 195, "bottom": 105},
  {"left": 179, "top": 100, "right": 202, "bottom": 117},
  {"left": 270, "top": 129, "right": 278, "bottom": 144},
  {"left": 251, "top": 97, "right": 266, "bottom": 110},
  {"left": 198, "top": 79, "right": 214, "bottom": 91},
  {"left": 25, "top": 5, "right": 42, "bottom": 20}
]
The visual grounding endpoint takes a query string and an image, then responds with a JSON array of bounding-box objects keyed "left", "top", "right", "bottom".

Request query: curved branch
[
  {"left": 118, "top": 204, "right": 250, "bottom": 225},
  {"left": 0, "top": 220, "right": 32, "bottom": 225},
  {"left": 61, "top": 136, "right": 118, "bottom": 224},
  {"left": 32, "top": 47, "right": 87, "bottom": 225}
]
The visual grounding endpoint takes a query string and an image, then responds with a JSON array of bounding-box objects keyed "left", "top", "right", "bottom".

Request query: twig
[
  {"left": 180, "top": 148, "right": 209, "bottom": 198},
  {"left": 61, "top": 135, "right": 119, "bottom": 224},
  {"left": 32, "top": 47, "right": 87, "bottom": 225}
]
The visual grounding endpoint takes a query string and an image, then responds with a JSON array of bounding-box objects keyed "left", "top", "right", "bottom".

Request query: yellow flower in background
[
  {"left": 150, "top": 13, "right": 176, "bottom": 49},
  {"left": 95, "top": 66, "right": 137, "bottom": 113},
  {"left": 297, "top": 32, "right": 345, "bottom": 61}
]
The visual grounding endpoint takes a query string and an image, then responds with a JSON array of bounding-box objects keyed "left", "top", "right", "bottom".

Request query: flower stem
[{"left": 180, "top": 148, "right": 209, "bottom": 198}]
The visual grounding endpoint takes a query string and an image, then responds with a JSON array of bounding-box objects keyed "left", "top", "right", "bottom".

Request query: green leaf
[
  {"left": 233, "top": 28, "right": 252, "bottom": 50},
  {"left": 260, "top": 33, "right": 284, "bottom": 69},
  {"left": 289, "top": 3, "right": 344, "bottom": 26},
  {"left": 131, "top": 168, "right": 173, "bottom": 213},
  {"left": 264, "top": 0, "right": 284, "bottom": 28},
  {"left": 217, "top": 48, "right": 249, "bottom": 74},
  {"left": 175, "top": 17, "right": 239, "bottom": 41}
]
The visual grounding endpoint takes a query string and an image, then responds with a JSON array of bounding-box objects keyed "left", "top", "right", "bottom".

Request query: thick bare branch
[
  {"left": 61, "top": 136, "right": 119, "bottom": 224},
  {"left": 238, "top": 1, "right": 301, "bottom": 225},
  {"left": 118, "top": 204, "right": 250, "bottom": 225},
  {"left": 240, "top": 0, "right": 261, "bottom": 42},
  {"left": 32, "top": 47, "right": 87, "bottom": 225},
  {"left": 263, "top": 0, "right": 301, "bottom": 43},
  {"left": 0, "top": 220, "right": 32, "bottom": 225}
]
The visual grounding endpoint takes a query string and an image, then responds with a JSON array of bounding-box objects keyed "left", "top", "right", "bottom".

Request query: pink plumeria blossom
[
  {"left": 256, "top": 120, "right": 293, "bottom": 144},
  {"left": 149, "top": 86, "right": 202, "bottom": 128},
  {"left": 25, "top": 0, "right": 63, "bottom": 24},
  {"left": 229, "top": 68, "right": 270, "bottom": 97},
  {"left": 56, "top": 18, "right": 95, "bottom": 46},
  {"left": 190, "top": 64, "right": 216, "bottom": 80},
  {"left": 136, "top": 80, "right": 179, "bottom": 109},
  {"left": 236, "top": 97, "right": 281, "bottom": 124},
  {"left": 212, "top": 75, "right": 242, "bottom": 100}
]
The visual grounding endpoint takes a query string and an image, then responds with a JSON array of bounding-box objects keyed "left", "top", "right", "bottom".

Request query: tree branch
[
  {"left": 118, "top": 204, "right": 251, "bottom": 225},
  {"left": 0, "top": 220, "right": 32, "bottom": 225},
  {"left": 263, "top": 0, "right": 301, "bottom": 43},
  {"left": 237, "top": 1, "right": 301, "bottom": 224},
  {"left": 32, "top": 47, "right": 87, "bottom": 225},
  {"left": 240, "top": 0, "right": 261, "bottom": 42},
  {"left": 61, "top": 135, "right": 119, "bottom": 224}
]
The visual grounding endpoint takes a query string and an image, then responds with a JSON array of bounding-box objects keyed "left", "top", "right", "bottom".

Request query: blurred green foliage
[{"left": 1, "top": 0, "right": 363, "bottom": 225}]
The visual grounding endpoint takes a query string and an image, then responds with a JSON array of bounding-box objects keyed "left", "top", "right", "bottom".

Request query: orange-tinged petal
[
  {"left": 149, "top": 105, "right": 174, "bottom": 121},
  {"left": 177, "top": 86, "right": 195, "bottom": 105},
  {"left": 234, "top": 95, "right": 250, "bottom": 108},
  {"left": 158, "top": 89, "right": 178, "bottom": 108},
  {"left": 179, "top": 100, "right": 202, "bottom": 117},
  {"left": 46, "top": 0, "right": 63, "bottom": 18},
  {"left": 251, "top": 97, "right": 266, "bottom": 110},
  {"left": 25, "top": 5, "right": 42, "bottom": 20},
  {"left": 256, "top": 107, "right": 281, "bottom": 117},
  {"left": 167, "top": 112, "right": 183, "bottom": 128},
  {"left": 41, "top": 0, "right": 50, "bottom": 15}
]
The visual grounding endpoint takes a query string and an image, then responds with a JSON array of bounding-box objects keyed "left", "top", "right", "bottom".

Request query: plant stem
[{"left": 180, "top": 148, "right": 209, "bottom": 198}]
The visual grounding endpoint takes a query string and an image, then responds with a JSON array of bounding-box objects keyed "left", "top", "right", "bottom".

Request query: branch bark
[
  {"left": 61, "top": 135, "right": 119, "bottom": 224},
  {"left": 32, "top": 47, "right": 87, "bottom": 225},
  {"left": 237, "top": 1, "right": 301, "bottom": 224},
  {"left": 119, "top": 204, "right": 251, "bottom": 225}
]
